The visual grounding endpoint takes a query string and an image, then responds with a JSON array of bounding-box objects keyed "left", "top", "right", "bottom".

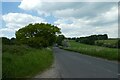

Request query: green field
[
  {"left": 2, "top": 45, "right": 53, "bottom": 78},
  {"left": 95, "top": 39, "right": 118, "bottom": 48},
  {"left": 96, "top": 40, "right": 118, "bottom": 44},
  {"left": 64, "top": 40, "right": 118, "bottom": 61}
]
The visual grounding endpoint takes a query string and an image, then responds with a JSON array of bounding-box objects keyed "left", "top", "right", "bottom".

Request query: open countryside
[{"left": 1, "top": 1, "right": 119, "bottom": 79}]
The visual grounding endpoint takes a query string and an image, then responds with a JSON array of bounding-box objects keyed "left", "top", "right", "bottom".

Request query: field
[
  {"left": 96, "top": 40, "right": 118, "bottom": 44},
  {"left": 2, "top": 45, "right": 53, "bottom": 78},
  {"left": 64, "top": 40, "right": 118, "bottom": 61},
  {"left": 95, "top": 39, "right": 118, "bottom": 48}
]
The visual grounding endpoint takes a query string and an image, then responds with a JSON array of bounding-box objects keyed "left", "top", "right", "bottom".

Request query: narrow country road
[{"left": 53, "top": 47, "right": 118, "bottom": 78}]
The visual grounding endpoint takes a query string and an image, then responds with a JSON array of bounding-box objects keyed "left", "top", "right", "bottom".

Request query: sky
[{"left": 1, "top": 0, "right": 119, "bottom": 38}]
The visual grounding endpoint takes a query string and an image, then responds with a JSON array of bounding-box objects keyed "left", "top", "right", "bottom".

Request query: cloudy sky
[{"left": 1, "top": 0, "right": 118, "bottom": 38}]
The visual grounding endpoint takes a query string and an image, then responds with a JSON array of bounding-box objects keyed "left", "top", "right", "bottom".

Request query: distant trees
[
  {"left": 56, "top": 35, "right": 65, "bottom": 46},
  {"left": 10, "top": 37, "right": 16, "bottom": 44},
  {"left": 1, "top": 37, "right": 16, "bottom": 45},
  {"left": 67, "top": 34, "right": 108, "bottom": 45},
  {"left": 16, "top": 23, "right": 61, "bottom": 48},
  {"left": 77, "top": 34, "right": 108, "bottom": 45},
  {"left": 1, "top": 37, "right": 11, "bottom": 45}
]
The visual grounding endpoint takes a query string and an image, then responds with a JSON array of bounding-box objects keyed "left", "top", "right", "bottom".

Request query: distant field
[
  {"left": 95, "top": 39, "right": 118, "bottom": 48},
  {"left": 64, "top": 40, "right": 118, "bottom": 61},
  {"left": 96, "top": 40, "right": 118, "bottom": 44},
  {"left": 2, "top": 45, "right": 53, "bottom": 78}
]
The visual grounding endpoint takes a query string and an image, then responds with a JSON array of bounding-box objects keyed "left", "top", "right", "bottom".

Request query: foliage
[
  {"left": 10, "top": 37, "right": 16, "bottom": 45},
  {"left": 2, "top": 45, "right": 53, "bottom": 78},
  {"left": 15, "top": 23, "right": 61, "bottom": 48},
  {"left": 95, "top": 39, "right": 118, "bottom": 48},
  {"left": 1, "top": 37, "right": 11, "bottom": 45},
  {"left": 2, "top": 45, "right": 30, "bottom": 55},
  {"left": 67, "top": 37, "right": 76, "bottom": 40},
  {"left": 76, "top": 34, "right": 108, "bottom": 45},
  {"left": 56, "top": 35, "right": 65, "bottom": 46},
  {"left": 67, "top": 34, "right": 108, "bottom": 45},
  {"left": 63, "top": 40, "right": 118, "bottom": 61},
  {"left": 1, "top": 37, "right": 17, "bottom": 45}
]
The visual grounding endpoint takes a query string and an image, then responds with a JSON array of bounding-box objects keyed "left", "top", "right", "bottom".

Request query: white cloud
[
  {"left": 0, "top": 28, "right": 15, "bottom": 38},
  {"left": 54, "top": 9, "right": 77, "bottom": 18},
  {"left": 54, "top": 6, "right": 118, "bottom": 38},
  {"left": 95, "top": 6, "right": 118, "bottom": 23},
  {"left": 2, "top": 13, "right": 46, "bottom": 38},
  {"left": 5, "top": 0, "right": 118, "bottom": 37},
  {"left": 18, "top": 2, "right": 118, "bottom": 19},
  {"left": 2, "top": 13, "right": 45, "bottom": 29},
  {"left": 94, "top": 23, "right": 118, "bottom": 38},
  {"left": 18, "top": 0, "right": 42, "bottom": 10},
  {"left": 17, "top": 0, "right": 119, "bottom": 2},
  {"left": 54, "top": 18, "right": 94, "bottom": 37},
  {"left": 0, "top": 31, "right": 4, "bottom": 37},
  {"left": 55, "top": 18, "right": 118, "bottom": 38}
]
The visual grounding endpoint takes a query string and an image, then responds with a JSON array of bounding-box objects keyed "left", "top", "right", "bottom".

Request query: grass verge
[
  {"left": 2, "top": 45, "right": 54, "bottom": 78},
  {"left": 62, "top": 40, "right": 118, "bottom": 61}
]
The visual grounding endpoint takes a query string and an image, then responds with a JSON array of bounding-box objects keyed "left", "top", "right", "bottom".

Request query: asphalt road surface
[{"left": 53, "top": 47, "right": 118, "bottom": 78}]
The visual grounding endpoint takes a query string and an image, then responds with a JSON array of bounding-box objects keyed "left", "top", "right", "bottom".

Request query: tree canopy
[
  {"left": 76, "top": 34, "right": 108, "bottom": 45},
  {"left": 56, "top": 35, "right": 65, "bottom": 46},
  {"left": 16, "top": 23, "right": 61, "bottom": 48}
]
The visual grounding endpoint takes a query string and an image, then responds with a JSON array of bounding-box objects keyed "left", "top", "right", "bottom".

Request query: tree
[
  {"left": 2, "top": 37, "right": 11, "bottom": 45},
  {"left": 10, "top": 37, "right": 16, "bottom": 45},
  {"left": 56, "top": 35, "right": 65, "bottom": 46},
  {"left": 16, "top": 23, "right": 61, "bottom": 48}
]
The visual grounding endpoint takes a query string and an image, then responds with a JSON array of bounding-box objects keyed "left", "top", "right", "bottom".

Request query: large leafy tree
[{"left": 16, "top": 23, "right": 61, "bottom": 48}]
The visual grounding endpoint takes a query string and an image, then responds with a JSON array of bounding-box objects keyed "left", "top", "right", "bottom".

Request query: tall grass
[
  {"left": 64, "top": 40, "right": 118, "bottom": 61},
  {"left": 95, "top": 39, "right": 118, "bottom": 48},
  {"left": 96, "top": 40, "right": 118, "bottom": 45},
  {"left": 2, "top": 45, "right": 53, "bottom": 78}
]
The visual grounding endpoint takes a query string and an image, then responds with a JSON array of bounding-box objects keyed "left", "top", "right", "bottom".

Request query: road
[{"left": 53, "top": 47, "right": 118, "bottom": 78}]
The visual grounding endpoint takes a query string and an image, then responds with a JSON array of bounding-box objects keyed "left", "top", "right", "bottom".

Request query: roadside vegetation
[
  {"left": 63, "top": 40, "right": 118, "bottom": 61},
  {"left": 2, "top": 45, "right": 53, "bottom": 78},
  {"left": 2, "top": 23, "right": 62, "bottom": 78}
]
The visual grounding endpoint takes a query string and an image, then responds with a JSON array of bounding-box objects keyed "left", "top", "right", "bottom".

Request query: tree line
[
  {"left": 67, "top": 34, "right": 108, "bottom": 45},
  {"left": 67, "top": 34, "right": 120, "bottom": 48},
  {"left": 1, "top": 37, "right": 16, "bottom": 45}
]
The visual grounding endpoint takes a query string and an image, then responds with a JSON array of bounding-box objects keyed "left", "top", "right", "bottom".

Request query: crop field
[{"left": 64, "top": 40, "right": 119, "bottom": 61}]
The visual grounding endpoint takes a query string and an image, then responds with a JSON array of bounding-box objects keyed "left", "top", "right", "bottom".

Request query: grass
[
  {"left": 63, "top": 40, "right": 118, "bottom": 61},
  {"left": 98, "top": 40, "right": 118, "bottom": 44},
  {"left": 95, "top": 39, "right": 118, "bottom": 48},
  {"left": 2, "top": 45, "right": 54, "bottom": 78}
]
